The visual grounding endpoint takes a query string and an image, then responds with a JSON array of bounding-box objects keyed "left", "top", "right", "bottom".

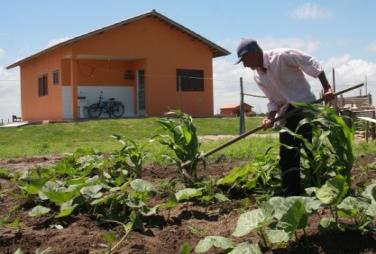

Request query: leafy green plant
[
  {"left": 0, "top": 167, "right": 14, "bottom": 180},
  {"left": 13, "top": 137, "right": 158, "bottom": 238},
  {"left": 285, "top": 103, "right": 354, "bottom": 187},
  {"left": 194, "top": 236, "right": 262, "bottom": 253},
  {"left": 217, "top": 149, "right": 281, "bottom": 196},
  {"left": 111, "top": 134, "right": 146, "bottom": 178},
  {"left": 154, "top": 110, "right": 202, "bottom": 186},
  {"left": 174, "top": 181, "right": 229, "bottom": 207},
  {"left": 231, "top": 198, "right": 318, "bottom": 246}
]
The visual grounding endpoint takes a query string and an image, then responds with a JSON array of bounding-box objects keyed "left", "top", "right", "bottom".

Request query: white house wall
[{"left": 62, "top": 85, "right": 134, "bottom": 119}]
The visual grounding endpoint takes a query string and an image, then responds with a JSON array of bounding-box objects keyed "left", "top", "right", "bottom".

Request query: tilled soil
[{"left": 0, "top": 156, "right": 375, "bottom": 254}]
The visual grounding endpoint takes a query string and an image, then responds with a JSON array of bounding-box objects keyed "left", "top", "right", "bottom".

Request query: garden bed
[{"left": 0, "top": 156, "right": 375, "bottom": 254}]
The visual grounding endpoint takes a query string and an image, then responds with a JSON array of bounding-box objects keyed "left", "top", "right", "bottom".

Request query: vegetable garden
[{"left": 0, "top": 105, "right": 375, "bottom": 254}]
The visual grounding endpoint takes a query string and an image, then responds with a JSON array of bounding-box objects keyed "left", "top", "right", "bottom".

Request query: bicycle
[{"left": 87, "top": 91, "right": 125, "bottom": 118}]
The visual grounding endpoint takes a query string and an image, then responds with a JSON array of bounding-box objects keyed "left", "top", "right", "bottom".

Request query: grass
[
  {"left": 1, "top": 116, "right": 375, "bottom": 163},
  {"left": 0, "top": 117, "right": 270, "bottom": 159}
]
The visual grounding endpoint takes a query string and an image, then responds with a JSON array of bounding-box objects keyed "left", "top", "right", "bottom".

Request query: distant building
[
  {"left": 220, "top": 103, "right": 255, "bottom": 117},
  {"left": 6, "top": 10, "right": 229, "bottom": 122}
]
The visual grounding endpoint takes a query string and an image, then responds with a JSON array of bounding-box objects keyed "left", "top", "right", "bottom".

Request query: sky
[{"left": 1, "top": 0, "right": 376, "bottom": 120}]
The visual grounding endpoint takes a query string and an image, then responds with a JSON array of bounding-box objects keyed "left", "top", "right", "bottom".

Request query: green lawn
[
  {"left": 1, "top": 116, "right": 375, "bottom": 162},
  {"left": 0, "top": 117, "right": 270, "bottom": 159}
]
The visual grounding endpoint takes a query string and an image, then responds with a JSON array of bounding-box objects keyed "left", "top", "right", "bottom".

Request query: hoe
[{"left": 182, "top": 83, "right": 364, "bottom": 170}]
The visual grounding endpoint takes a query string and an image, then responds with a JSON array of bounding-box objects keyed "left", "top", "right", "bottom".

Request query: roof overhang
[{"left": 6, "top": 10, "right": 230, "bottom": 69}]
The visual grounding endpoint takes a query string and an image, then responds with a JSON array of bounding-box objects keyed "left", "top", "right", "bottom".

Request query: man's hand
[
  {"left": 323, "top": 88, "right": 335, "bottom": 103},
  {"left": 318, "top": 72, "right": 335, "bottom": 103},
  {"left": 262, "top": 117, "right": 274, "bottom": 129},
  {"left": 262, "top": 111, "right": 277, "bottom": 129}
]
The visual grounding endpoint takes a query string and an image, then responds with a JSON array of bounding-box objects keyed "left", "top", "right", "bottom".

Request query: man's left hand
[{"left": 323, "top": 88, "right": 335, "bottom": 103}]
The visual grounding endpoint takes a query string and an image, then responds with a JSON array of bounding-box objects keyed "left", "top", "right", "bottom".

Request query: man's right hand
[{"left": 262, "top": 117, "right": 274, "bottom": 129}]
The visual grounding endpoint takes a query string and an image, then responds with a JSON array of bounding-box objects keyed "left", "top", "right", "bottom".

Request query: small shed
[{"left": 220, "top": 103, "right": 254, "bottom": 117}]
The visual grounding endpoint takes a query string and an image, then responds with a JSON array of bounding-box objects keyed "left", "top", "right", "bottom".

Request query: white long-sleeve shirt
[{"left": 254, "top": 48, "right": 323, "bottom": 113}]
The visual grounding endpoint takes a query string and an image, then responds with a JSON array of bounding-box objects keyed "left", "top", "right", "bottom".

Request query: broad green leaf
[
  {"left": 90, "top": 193, "right": 118, "bottom": 205},
  {"left": 232, "top": 208, "right": 272, "bottom": 237},
  {"left": 140, "top": 205, "right": 159, "bottom": 216},
  {"left": 278, "top": 200, "right": 307, "bottom": 233},
  {"left": 130, "top": 179, "right": 156, "bottom": 193},
  {"left": 35, "top": 247, "right": 52, "bottom": 254},
  {"left": 214, "top": 193, "right": 230, "bottom": 202},
  {"left": 43, "top": 190, "right": 79, "bottom": 204},
  {"left": 14, "top": 248, "right": 24, "bottom": 254},
  {"left": 179, "top": 242, "right": 193, "bottom": 254},
  {"left": 337, "top": 196, "right": 370, "bottom": 218},
  {"left": 56, "top": 201, "right": 78, "bottom": 218},
  {"left": 228, "top": 242, "right": 262, "bottom": 254},
  {"left": 287, "top": 196, "right": 321, "bottom": 213},
  {"left": 217, "top": 164, "right": 255, "bottom": 186},
  {"left": 159, "top": 199, "right": 178, "bottom": 209},
  {"left": 305, "top": 187, "right": 318, "bottom": 196},
  {"left": 194, "top": 236, "right": 235, "bottom": 253},
  {"left": 19, "top": 179, "right": 46, "bottom": 195},
  {"left": 39, "top": 181, "right": 81, "bottom": 205},
  {"left": 316, "top": 175, "right": 349, "bottom": 205},
  {"left": 175, "top": 188, "right": 203, "bottom": 201},
  {"left": 265, "top": 229, "right": 290, "bottom": 244},
  {"left": 80, "top": 184, "right": 103, "bottom": 199},
  {"left": 366, "top": 203, "right": 376, "bottom": 217},
  {"left": 318, "top": 217, "right": 337, "bottom": 232},
  {"left": 266, "top": 197, "right": 290, "bottom": 220},
  {"left": 28, "top": 205, "right": 51, "bottom": 217},
  {"left": 361, "top": 182, "right": 376, "bottom": 204}
]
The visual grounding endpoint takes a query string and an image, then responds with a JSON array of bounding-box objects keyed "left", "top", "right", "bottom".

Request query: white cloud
[
  {"left": 213, "top": 55, "right": 376, "bottom": 114},
  {"left": 259, "top": 38, "right": 320, "bottom": 54},
  {"left": 219, "top": 37, "right": 320, "bottom": 56},
  {"left": 292, "top": 3, "right": 330, "bottom": 20},
  {"left": 367, "top": 41, "right": 376, "bottom": 52},
  {"left": 47, "top": 37, "right": 71, "bottom": 47},
  {"left": 0, "top": 48, "right": 4, "bottom": 59},
  {"left": 0, "top": 67, "right": 20, "bottom": 121},
  {"left": 213, "top": 59, "right": 268, "bottom": 114},
  {"left": 322, "top": 55, "right": 376, "bottom": 95}
]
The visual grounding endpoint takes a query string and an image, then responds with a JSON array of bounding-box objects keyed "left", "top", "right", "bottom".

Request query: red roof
[{"left": 220, "top": 103, "right": 253, "bottom": 109}]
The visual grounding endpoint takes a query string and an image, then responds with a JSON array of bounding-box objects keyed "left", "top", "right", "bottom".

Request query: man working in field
[{"left": 236, "top": 39, "right": 334, "bottom": 196}]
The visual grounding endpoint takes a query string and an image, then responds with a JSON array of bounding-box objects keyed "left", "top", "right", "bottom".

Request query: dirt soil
[{"left": 0, "top": 156, "right": 375, "bottom": 254}]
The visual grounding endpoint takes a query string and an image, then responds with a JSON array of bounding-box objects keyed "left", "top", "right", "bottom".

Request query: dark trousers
[{"left": 279, "top": 105, "right": 312, "bottom": 196}]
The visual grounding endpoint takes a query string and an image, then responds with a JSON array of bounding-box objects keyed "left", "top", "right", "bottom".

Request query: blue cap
[{"left": 236, "top": 39, "right": 259, "bottom": 64}]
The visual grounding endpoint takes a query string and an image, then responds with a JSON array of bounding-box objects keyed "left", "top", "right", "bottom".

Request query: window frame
[
  {"left": 176, "top": 69, "right": 204, "bottom": 92},
  {"left": 53, "top": 70, "right": 59, "bottom": 85},
  {"left": 38, "top": 74, "right": 48, "bottom": 96}
]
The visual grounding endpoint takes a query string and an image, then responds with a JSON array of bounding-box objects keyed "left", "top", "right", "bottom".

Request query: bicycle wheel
[
  {"left": 111, "top": 102, "right": 125, "bottom": 118},
  {"left": 87, "top": 104, "right": 102, "bottom": 118}
]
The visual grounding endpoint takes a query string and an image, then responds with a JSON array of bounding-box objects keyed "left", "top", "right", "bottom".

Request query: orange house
[
  {"left": 6, "top": 10, "right": 229, "bottom": 122},
  {"left": 220, "top": 103, "right": 255, "bottom": 117}
]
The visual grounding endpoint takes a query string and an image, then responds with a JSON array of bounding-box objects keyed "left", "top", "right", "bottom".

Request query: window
[
  {"left": 38, "top": 74, "right": 48, "bottom": 96},
  {"left": 176, "top": 69, "right": 204, "bottom": 91},
  {"left": 53, "top": 70, "right": 59, "bottom": 84}
]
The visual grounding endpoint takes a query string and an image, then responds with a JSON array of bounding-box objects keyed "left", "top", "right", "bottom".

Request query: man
[{"left": 236, "top": 38, "right": 334, "bottom": 196}]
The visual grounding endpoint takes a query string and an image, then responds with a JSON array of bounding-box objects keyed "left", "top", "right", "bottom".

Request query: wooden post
[
  {"left": 239, "top": 77, "right": 245, "bottom": 134},
  {"left": 372, "top": 110, "right": 376, "bottom": 140},
  {"left": 332, "top": 68, "right": 338, "bottom": 111}
]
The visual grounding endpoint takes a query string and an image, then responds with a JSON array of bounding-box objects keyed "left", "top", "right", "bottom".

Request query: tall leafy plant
[
  {"left": 154, "top": 110, "right": 202, "bottom": 186},
  {"left": 284, "top": 103, "right": 354, "bottom": 187}
]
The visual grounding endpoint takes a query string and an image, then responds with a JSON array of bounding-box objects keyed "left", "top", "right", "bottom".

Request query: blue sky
[{"left": 1, "top": 0, "right": 376, "bottom": 119}]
